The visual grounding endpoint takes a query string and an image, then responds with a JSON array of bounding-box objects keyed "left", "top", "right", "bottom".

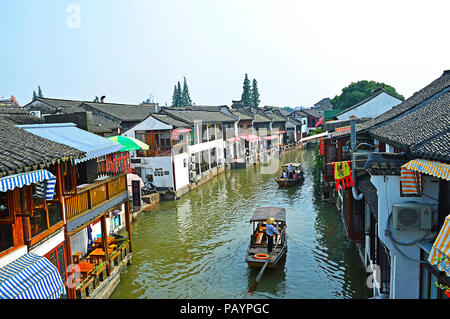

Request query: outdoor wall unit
[
  {"left": 392, "top": 202, "right": 433, "bottom": 231},
  {"left": 352, "top": 151, "right": 371, "bottom": 170}
]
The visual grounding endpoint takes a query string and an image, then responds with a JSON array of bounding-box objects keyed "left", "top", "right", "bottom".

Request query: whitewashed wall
[
  {"left": 336, "top": 92, "right": 402, "bottom": 120},
  {"left": 370, "top": 174, "right": 439, "bottom": 298}
]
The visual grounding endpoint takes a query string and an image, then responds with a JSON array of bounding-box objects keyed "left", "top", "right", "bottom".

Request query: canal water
[{"left": 110, "top": 149, "right": 371, "bottom": 299}]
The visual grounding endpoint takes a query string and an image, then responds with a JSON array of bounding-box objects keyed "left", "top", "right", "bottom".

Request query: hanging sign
[
  {"left": 132, "top": 180, "right": 141, "bottom": 207},
  {"left": 332, "top": 161, "right": 353, "bottom": 192}
]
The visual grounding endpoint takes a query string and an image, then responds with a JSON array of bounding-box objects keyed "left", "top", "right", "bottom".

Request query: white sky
[{"left": 1, "top": 0, "right": 449, "bottom": 107}]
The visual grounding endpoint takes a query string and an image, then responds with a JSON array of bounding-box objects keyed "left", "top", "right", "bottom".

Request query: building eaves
[{"left": 0, "top": 119, "right": 85, "bottom": 177}]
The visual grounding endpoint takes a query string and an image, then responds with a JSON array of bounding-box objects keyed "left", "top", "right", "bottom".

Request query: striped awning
[
  {"left": 428, "top": 215, "right": 450, "bottom": 276},
  {"left": 402, "top": 159, "right": 450, "bottom": 181},
  {"left": 0, "top": 170, "right": 56, "bottom": 200},
  {"left": 0, "top": 253, "right": 66, "bottom": 299}
]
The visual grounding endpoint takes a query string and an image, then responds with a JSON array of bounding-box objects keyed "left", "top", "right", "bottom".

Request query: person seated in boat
[
  {"left": 293, "top": 172, "right": 297, "bottom": 179},
  {"left": 282, "top": 170, "right": 287, "bottom": 179},
  {"left": 288, "top": 170, "right": 294, "bottom": 179},
  {"left": 265, "top": 217, "right": 280, "bottom": 254}
]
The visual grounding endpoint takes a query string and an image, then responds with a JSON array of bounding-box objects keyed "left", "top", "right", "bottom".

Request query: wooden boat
[
  {"left": 245, "top": 207, "right": 287, "bottom": 268},
  {"left": 276, "top": 163, "right": 304, "bottom": 187}
]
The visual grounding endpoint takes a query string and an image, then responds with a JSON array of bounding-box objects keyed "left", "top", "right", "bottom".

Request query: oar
[{"left": 247, "top": 228, "right": 284, "bottom": 295}]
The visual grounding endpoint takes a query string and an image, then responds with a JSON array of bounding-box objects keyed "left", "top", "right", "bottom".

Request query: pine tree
[
  {"left": 37, "top": 85, "right": 43, "bottom": 98},
  {"left": 241, "top": 73, "right": 252, "bottom": 106},
  {"left": 177, "top": 81, "right": 182, "bottom": 107},
  {"left": 172, "top": 85, "right": 179, "bottom": 107},
  {"left": 251, "top": 79, "right": 260, "bottom": 107},
  {"left": 181, "top": 77, "right": 192, "bottom": 106},
  {"left": 32, "top": 91, "right": 37, "bottom": 101}
]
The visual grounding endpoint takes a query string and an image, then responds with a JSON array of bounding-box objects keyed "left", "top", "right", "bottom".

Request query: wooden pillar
[
  {"left": 100, "top": 214, "right": 110, "bottom": 275},
  {"left": 438, "top": 180, "right": 449, "bottom": 227},
  {"left": 125, "top": 200, "right": 133, "bottom": 253}
]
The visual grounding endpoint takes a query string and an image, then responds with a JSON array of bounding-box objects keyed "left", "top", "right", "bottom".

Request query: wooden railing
[{"left": 65, "top": 174, "right": 127, "bottom": 221}]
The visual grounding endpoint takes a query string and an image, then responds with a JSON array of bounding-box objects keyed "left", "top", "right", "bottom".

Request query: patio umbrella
[{"left": 107, "top": 136, "right": 149, "bottom": 152}]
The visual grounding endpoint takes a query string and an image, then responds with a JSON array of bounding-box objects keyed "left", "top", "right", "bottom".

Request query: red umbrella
[{"left": 315, "top": 117, "right": 324, "bottom": 127}]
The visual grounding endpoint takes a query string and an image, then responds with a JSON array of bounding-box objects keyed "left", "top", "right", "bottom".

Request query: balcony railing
[{"left": 65, "top": 174, "right": 127, "bottom": 221}]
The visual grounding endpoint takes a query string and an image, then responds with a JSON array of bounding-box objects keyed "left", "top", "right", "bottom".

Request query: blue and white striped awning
[
  {"left": 0, "top": 253, "right": 66, "bottom": 299},
  {"left": 0, "top": 170, "right": 56, "bottom": 200}
]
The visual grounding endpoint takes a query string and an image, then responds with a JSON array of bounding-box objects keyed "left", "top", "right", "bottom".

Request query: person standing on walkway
[{"left": 265, "top": 217, "right": 280, "bottom": 254}]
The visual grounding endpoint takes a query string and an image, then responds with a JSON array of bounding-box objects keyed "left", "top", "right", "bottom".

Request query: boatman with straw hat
[{"left": 265, "top": 217, "right": 280, "bottom": 254}]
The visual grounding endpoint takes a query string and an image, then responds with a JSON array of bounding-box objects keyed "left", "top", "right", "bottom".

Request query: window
[
  {"left": 210, "top": 148, "right": 217, "bottom": 169},
  {"left": 0, "top": 224, "right": 13, "bottom": 252},
  {"left": 201, "top": 150, "right": 209, "bottom": 173},
  {"left": 0, "top": 191, "right": 13, "bottom": 223},
  {"left": 45, "top": 243, "right": 67, "bottom": 289},
  {"left": 62, "top": 161, "right": 75, "bottom": 194}
]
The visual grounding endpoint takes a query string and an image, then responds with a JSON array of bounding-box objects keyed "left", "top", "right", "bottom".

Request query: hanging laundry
[
  {"left": 332, "top": 161, "right": 353, "bottom": 192},
  {"left": 400, "top": 167, "right": 423, "bottom": 195}
]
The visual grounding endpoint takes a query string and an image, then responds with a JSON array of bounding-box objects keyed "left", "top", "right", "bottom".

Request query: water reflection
[{"left": 111, "top": 149, "right": 369, "bottom": 299}]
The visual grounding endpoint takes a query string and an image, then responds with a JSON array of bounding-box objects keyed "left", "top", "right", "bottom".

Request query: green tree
[
  {"left": 241, "top": 73, "right": 252, "bottom": 106},
  {"left": 251, "top": 79, "right": 260, "bottom": 107},
  {"left": 172, "top": 85, "right": 180, "bottom": 107},
  {"left": 181, "top": 76, "right": 192, "bottom": 106},
  {"left": 37, "top": 85, "right": 43, "bottom": 98},
  {"left": 32, "top": 90, "right": 37, "bottom": 101},
  {"left": 330, "top": 80, "right": 404, "bottom": 111}
]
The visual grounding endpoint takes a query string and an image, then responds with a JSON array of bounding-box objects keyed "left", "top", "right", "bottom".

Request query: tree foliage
[
  {"left": 172, "top": 77, "right": 193, "bottom": 107},
  {"left": 181, "top": 76, "right": 192, "bottom": 106},
  {"left": 251, "top": 79, "right": 260, "bottom": 107},
  {"left": 330, "top": 80, "right": 404, "bottom": 111},
  {"left": 37, "top": 85, "right": 43, "bottom": 98},
  {"left": 241, "top": 73, "right": 252, "bottom": 106}
]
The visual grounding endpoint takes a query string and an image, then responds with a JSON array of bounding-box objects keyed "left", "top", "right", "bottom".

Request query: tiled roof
[
  {"left": 152, "top": 113, "right": 191, "bottom": 128},
  {"left": 301, "top": 108, "right": 323, "bottom": 119},
  {"left": 0, "top": 119, "right": 85, "bottom": 177},
  {"left": 357, "top": 174, "right": 378, "bottom": 217},
  {"left": 369, "top": 91, "right": 450, "bottom": 162},
  {"left": 263, "top": 111, "right": 286, "bottom": 122},
  {"left": 81, "top": 102, "right": 154, "bottom": 122},
  {"left": 332, "top": 70, "right": 450, "bottom": 138},
  {"left": 25, "top": 98, "right": 120, "bottom": 131},
  {"left": 229, "top": 108, "right": 253, "bottom": 121},
  {"left": 161, "top": 108, "right": 236, "bottom": 125},
  {"left": 0, "top": 107, "right": 44, "bottom": 125}
]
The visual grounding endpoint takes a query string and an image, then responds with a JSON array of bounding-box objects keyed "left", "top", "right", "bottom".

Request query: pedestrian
[{"left": 265, "top": 217, "right": 280, "bottom": 254}]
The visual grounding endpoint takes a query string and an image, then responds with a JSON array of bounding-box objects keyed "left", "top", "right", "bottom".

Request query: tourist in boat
[
  {"left": 293, "top": 172, "right": 297, "bottom": 179},
  {"left": 288, "top": 170, "right": 294, "bottom": 179},
  {"left": 265, "top": 217, "right": 280, "bottom": 254},
  {"left": 282, "top": 170, "right": 287, "bottom": 179}
]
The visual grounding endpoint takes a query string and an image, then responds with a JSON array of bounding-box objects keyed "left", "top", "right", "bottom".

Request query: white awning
[{"left": 300, "top": 131, "right": 329, "bottom": 143}]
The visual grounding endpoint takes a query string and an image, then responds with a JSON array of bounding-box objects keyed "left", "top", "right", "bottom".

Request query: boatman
[{"left": 265, "top": 217, "right": 280, "bottom": 254}]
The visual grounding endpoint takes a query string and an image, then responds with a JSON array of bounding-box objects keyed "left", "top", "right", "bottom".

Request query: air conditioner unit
[
  {"left": 392, "top": 202, "right": 433, "bottom": 231},
  {"left": 352, "top": 151, "right": 371, "bottom": 170}
]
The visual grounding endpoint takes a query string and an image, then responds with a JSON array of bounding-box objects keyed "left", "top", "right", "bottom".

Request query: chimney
[{"left": 101, "top": 96, "right": 106, "bottom": 103}]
